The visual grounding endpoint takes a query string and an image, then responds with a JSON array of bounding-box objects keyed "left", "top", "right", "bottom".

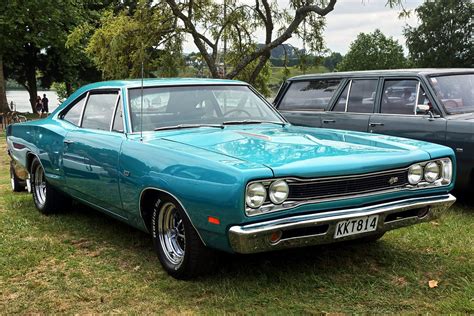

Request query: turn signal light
[
  {"left": 269, "top": 231, "right": 282, "bottom": 244},
  {"left": 208, "top": 216, "right": 220, "bottom": 225}
]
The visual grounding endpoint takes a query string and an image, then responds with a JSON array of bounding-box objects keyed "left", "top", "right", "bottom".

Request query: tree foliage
[
  {"left": 337, "top": 29, "right": 406, "bottom": 71},
  {"left": 165, "top": 0, "right": 334, "bottom": 94},
  {"left": 404, "top": 0, "right": 473, "bottom": 68},
  {"left": 0, "top": 0, "right": 110, "bottom": 111},
  {"left": 323, "top": 52, "right": 343, "bottom": 71},
  {"left": 83, "top": 2, "right": 184, "bottom": 80}
]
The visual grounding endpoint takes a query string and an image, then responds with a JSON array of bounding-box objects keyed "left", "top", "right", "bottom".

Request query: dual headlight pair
[
  {"left": 407, "top": 158, "right": 453, "bottom": 186},
  {"left": 246, "top": 180, "right": 289, "bottom": 209}
]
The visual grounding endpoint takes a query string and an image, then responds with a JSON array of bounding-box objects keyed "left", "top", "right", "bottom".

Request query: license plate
[{"left": 334, "top": 215, "right": 379, "bottom": 239}]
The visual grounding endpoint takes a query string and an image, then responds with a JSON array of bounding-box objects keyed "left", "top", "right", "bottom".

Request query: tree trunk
[
  {"left": 0, "top": 55, "right": 9, "bottom": 113},
  {"left": 26, "top": 65, "right": 38, "bottom": 113},
  {"left": 65, "top": 82, "right": 73, "bottom": 96}
]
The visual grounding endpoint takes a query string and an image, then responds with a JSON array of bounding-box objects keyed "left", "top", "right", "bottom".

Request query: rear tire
[
  {"left": 151, "top": 196, "right": 218, "bottom": 279},
  {"left": 10, "top": 162, "right": 26, "bottom": 192},
  {"left": 30, "top": 157, "right": 71, "bottom": 215}
]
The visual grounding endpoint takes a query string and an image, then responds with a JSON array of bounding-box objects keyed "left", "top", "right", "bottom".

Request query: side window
[
  {"left": 332, "top": 79, "right": 377, "bottom": 113},
  {"left": 346, "top": 79, "right": 377, "bottom": 113},
  {"left": 62, "top": 94, "right": 87, "bottom": 125},
  {"left": 112, "top": 97, "right": 124, "bottom": 133},
  {"left": 333, "top": 81, "right": 349, "bottom": 112},
  {"left": 381, "top": 79, "right": 419, "bottom": 115},
  {"left": 82, "top": 92, "right": 118, "bottom": 131},
  {"left": 278, "top": 79, "right": 342, "bottom": 111}
]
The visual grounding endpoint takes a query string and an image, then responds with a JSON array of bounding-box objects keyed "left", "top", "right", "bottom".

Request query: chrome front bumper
[{"left": 228, "top": 194, "right": 456, "bottom": 254}]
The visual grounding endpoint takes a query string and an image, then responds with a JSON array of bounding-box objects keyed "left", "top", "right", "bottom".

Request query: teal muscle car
[{"left": 7, "top": 78, "right": 456, "bottom": 279}]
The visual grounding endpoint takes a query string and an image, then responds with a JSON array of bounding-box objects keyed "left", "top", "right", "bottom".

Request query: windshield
[
  {"left": 128, "top": 85, "right": 284, "bottom": 132},
  {"left": 429, "top": 74, "right": 474, "bottom": 114}
]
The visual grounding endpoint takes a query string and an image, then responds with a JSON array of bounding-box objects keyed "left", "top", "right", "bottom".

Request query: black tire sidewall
[{"left": 151, "top": 198, "right": 189, "bottom": 277}]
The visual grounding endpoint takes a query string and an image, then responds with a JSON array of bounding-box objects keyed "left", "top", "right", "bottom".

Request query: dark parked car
[{"left": 274, "top": 69, "right": 474, "bottom": 193}]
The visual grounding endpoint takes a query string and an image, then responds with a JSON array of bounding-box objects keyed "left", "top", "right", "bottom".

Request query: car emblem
[{"left": 388, "top": 177, "right": 399, "bottom": 185}]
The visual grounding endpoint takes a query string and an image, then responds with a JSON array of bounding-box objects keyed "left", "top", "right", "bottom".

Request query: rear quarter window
[{"left": 278, "top": 79, "right": 342, "bottom": 111}]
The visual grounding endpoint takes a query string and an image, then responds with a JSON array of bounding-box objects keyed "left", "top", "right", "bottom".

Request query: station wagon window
[
  {"left": 81, "top": 91, "right": 119, "bottom": 131},
  {"left": 278, "top": 79, "right": 342, "bottom": 111},
  {"left": 62, "top": 94, "right": 87, "bottom": 125},
  {"left": 333, "top": 79, "right": 377, "bottom": 113},
  {"left": 381, "top": 79, "right": 420, "bottom": 115},
  {"left": 430, "top": 74, "right": 474, "bottom": 114}
]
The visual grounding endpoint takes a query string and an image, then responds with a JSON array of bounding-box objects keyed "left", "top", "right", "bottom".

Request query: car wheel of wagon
[
  {"left": 10, "top": 162, "right": 26, "bottom": 192},
  {"left": 30, "top": 157, "right": 71, "bottom": 215},
  {"left": 152, "top": 196, "right": 217, "bottom": 279}
]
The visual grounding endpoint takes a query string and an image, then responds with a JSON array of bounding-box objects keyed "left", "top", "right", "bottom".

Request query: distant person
[
  {"left": 35, "top": 96, "right": 42, "bottom": 117},
  {"left": 41, "top": 94, "right": 49, "bottom": 117}
]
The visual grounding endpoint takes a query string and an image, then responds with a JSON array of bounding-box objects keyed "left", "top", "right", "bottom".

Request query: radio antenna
[
  {"left": 139, "top": 3, "right": 145, "bottom": 142},
  {"left": 140, "top": 60, "right": 144, "bottom": 142}
]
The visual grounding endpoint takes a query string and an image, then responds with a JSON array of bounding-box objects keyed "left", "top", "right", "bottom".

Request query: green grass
[{"left": 0, "top": 130, "right": 473, "bottom": 313}]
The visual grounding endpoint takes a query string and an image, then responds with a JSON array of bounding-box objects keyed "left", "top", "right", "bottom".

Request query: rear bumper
[{"left": 228, "top": 194, "right": 456, "bottom": 254}]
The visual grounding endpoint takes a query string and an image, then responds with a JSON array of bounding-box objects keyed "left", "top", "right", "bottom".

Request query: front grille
[{"left": 288, "top": 169, "right": 408, "bottom": 200}]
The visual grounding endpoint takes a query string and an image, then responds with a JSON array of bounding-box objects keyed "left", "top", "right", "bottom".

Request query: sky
[{"left": 182, "top": 0, "right": 424, "bottom": 55}]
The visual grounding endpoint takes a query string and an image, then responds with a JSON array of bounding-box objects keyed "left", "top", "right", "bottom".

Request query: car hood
[{"left": 152, "top": 125, "right": 442, "bottom": 178}]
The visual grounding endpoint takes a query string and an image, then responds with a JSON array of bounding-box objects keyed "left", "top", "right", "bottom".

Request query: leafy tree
[
  {"left": 165, "top": 0, "right": 333, "bottom": 91},
  {"left": 323, "top": 52, "right": 343, "bottom": 71},
  {"left": 404, "top": 0, "right": 473, "bottom": 68},
  {"left": 0, "top": 0, "right": 110, "bottom": 112},
  {"left": 337, "top": 29, "right": 407, "bottom": 71},
  {"left": 83, "top": 2, "right": 183, "bottom": 80}
]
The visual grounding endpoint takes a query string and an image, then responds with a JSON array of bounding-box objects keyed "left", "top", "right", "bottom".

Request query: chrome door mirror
[{"left": 416, "top": 104, "right": 431, "bottom": 113}]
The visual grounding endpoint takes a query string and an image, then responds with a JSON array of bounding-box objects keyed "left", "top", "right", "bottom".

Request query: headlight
[
  {"left": 424, "top": 162, "right": 440, "bottom": 182},
  {"left": 269, "top": 180, "right": 289, "bottom": 204},
  {"left": 408, "top": 164, "right": 423, "bottom": 185},
  {"left": 245, "top": 183, "right": 267, "bottom": 208}
]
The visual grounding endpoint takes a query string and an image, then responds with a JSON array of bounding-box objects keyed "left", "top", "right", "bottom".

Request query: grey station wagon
[{"left": 274, "top": 69, "right": 474, "bottom": 193}]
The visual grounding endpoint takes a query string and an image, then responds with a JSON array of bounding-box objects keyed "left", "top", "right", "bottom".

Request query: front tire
[
  {"left": 10, "top": 162, "right": 26, "bottom": 192},
  {"left": 30, "top": 157, "right": 71, "bottom": 215},
  {"left": 151, "top": 196, "right": 217, "bottom": 279}
]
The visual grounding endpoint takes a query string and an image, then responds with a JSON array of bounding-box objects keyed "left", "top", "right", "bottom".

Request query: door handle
[
  {"left": 369, "top": 122, "right": 384, "bottom": 127},
  {"left": 322, "top": 119, "right": 336, "bottom": 124},
  {"left": 63, "top": 139, "right": 74, "bottom": 145}
]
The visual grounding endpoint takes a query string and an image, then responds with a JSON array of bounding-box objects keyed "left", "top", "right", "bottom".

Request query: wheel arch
[{"left": 139, "top": 187, "right": 207, "bottom": 246}]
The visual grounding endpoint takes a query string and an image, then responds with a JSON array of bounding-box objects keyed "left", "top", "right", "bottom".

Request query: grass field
[{"left": 0, "top": 130, "right": 473, "bottom": 313}]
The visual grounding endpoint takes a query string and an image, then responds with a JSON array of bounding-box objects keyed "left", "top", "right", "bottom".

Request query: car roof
[
  {"left": 289, "top": 68, "right": 474, "bottom": 81},
  {"left": 80, "top": 78, "right": 247, "bottom": 90}
]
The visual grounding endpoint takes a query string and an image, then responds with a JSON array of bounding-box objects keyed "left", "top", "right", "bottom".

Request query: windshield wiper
[
  {"left": 222, "top": 120, "right": 286, "bottom": 127},
  {"left": 154, "top": 124, "right": 224, "bottom": 131}
]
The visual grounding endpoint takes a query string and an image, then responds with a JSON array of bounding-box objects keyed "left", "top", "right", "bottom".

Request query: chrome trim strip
[
  {"left": 229, "top": 194, "right": 456, "bottom": 254},
  {"left": 138, "top": 187, "right": 206, "bottom": 245},
  {"left": 344, "top": 80, "right": 352, "bottom": 112},
  {"left": 414, "top": 81, "right": 421, "bottom": 115}
]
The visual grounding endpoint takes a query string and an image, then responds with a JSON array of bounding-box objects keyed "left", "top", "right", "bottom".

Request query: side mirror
[{"left": 416, "top": 104, "right": 430, "bottom": 113}]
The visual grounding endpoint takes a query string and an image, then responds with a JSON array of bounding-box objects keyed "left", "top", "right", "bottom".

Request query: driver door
[{"left": 62, "top": 90, "right": 127, "bottom": 217}]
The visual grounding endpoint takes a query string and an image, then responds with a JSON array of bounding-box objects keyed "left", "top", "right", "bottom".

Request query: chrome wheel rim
[
  {"left": 34, "top": 164, "right": 46, "bottom": 208},
  {"left": 158, "top": 202, "right": 186, "bottom": 266}
]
